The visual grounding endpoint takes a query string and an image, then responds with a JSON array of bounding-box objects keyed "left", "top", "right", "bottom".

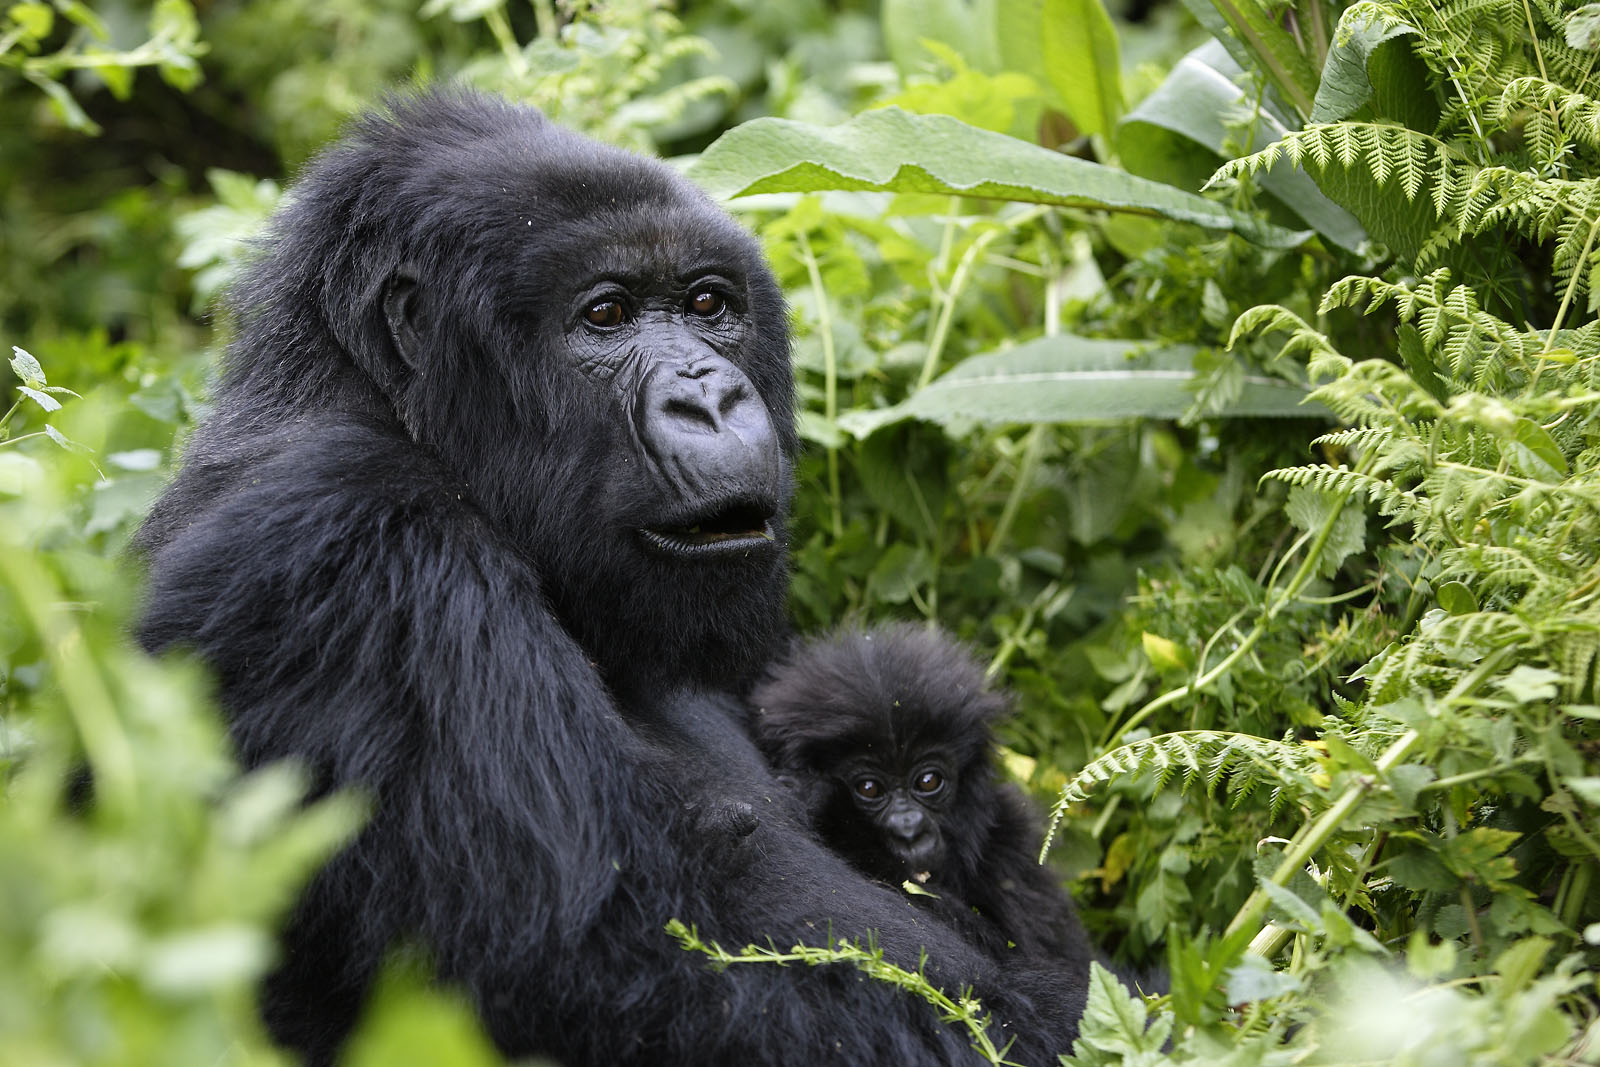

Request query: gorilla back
[{"left": 134, "top": 91, "right": 1081, "bottom": 1064}]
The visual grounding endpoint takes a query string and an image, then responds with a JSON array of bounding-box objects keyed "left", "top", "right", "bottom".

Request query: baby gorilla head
[{"left": 752, "top": 623, "right": 1008, "bottom": 885}]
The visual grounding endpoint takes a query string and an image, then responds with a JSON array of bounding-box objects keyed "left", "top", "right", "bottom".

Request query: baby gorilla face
[{"left": 844, "top": 760, "right": 957, "bottom": 878}]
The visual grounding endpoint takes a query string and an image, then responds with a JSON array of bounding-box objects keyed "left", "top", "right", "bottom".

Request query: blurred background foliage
[{"left": 3, "top": 0, "right": 1598, "bottom": 1063}]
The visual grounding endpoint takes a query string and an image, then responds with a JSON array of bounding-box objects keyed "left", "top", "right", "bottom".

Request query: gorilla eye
[
  {"left": 584, "top": 300, "right": 626, "bottom": 329},
  {"left": 913, "top": 770, "right": 945, "bottom": 795},
  {"left": 686, "top": 291, "right": 725, "bottom": 318},
  {"left": 853, "top": 778, "right": 883, "bottom": 800}
]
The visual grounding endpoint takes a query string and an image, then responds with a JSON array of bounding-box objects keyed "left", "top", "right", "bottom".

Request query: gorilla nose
[
  {"left": 661, "top": 360, "right": 756, "bottom": 432},
  {"left": 637, "top": 355, "right": 781, "bottom": 501},
  {"left": 886, "top": 809, "right": 923, "bottom": 842}
]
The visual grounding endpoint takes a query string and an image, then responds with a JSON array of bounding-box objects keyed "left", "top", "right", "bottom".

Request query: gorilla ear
[{"left": 382, "top": 269, "right": 423, "bottom": 372}]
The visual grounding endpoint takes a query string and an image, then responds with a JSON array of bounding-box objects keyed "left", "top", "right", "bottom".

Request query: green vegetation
[{"left": 3, "top": 0, "right": 1598, "bottom": 1063}]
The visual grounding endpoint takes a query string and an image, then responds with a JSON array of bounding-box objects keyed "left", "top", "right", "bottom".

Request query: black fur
[
  {"left": 134, "top": 90, "right": 1084, "bottom": 1065},
  {"left": 752, "top": 624, "right": 1097, "bottom": 966}
]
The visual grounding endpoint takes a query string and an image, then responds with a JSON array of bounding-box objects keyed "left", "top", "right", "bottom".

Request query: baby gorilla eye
[
  {"left": 584, "top": 300, "right": 625, "bottom": 328},
  {"left": 686, "top": 291, "right": 725, "bottom": 318},
  {"left": 912, "top": 770, "right": 944, "bottom": 794},
  {"left": 853, "top": 778, "right": 883, "bottom": 800}
]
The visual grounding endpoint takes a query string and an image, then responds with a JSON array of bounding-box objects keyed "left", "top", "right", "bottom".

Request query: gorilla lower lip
[{"left": 641, "top": 503, "right": 776, "bottom": 557}]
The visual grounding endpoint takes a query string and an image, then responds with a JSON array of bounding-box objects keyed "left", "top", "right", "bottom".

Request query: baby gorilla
[{"left": 752, "top": 624, "right": 1095, "bottom": 964}]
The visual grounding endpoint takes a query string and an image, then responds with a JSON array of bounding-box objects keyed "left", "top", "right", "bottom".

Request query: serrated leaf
[
  {"left": 1225, "top": 954, "right": 1301, "bottom": 1002},
  {"left": 689, "top": 108, "right": 1306, "bottom": 246},
  {"left": 1284, "top": 485, "right": 1366, "bottom": 577},
  {"left": 43, "top": 424, "right": 91, "bottom": 454},
  {"left": 1071, "top": 961, "right": 1170, "bottom": 1056},
  {"left": 1495, "top": 665, "right": 1564, "bottom": 703},
  {"left": 17, "top": 386, "right": 61, "bottom": 413},
  {"left": 9, "top": 345, "right": 45, "bottom": 387}
]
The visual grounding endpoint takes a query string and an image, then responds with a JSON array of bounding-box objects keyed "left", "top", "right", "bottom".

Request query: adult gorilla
[{"left": 135, "top": 91, "right": 1084, "bottom": 1065}]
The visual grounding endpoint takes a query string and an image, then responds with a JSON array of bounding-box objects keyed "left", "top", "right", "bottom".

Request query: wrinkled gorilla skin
[{"left": 134, "top": 91, "right": 1084, "bottom": 1066}]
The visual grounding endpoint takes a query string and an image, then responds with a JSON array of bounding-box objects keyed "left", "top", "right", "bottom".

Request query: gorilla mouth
[{"left": 639, "top": 501, "right": 776, "bottom": 559}]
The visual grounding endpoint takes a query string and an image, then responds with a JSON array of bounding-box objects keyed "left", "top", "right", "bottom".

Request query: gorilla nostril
[
  {"left": 663, "top": 396, "right": 718, "bottom": 431},
  {"left": 718, "top": 383, "right": 749, "bottom": 418}
]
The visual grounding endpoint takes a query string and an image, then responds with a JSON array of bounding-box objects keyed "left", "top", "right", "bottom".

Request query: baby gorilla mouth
[{"left": 640, "top": 500, "right": 775, "bottom": 558}]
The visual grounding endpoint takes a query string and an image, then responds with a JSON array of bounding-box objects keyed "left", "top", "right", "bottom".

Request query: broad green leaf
[
  {"left": 1508, "top": 418, "right": 1568, "bottom": 481},
  {"left": 1569, "top": 4, "right": 1600, "bottom": 49},
  {"left": 1310, "top": 12, "right": 1420, "bottom": 123},
  {"left": 1435, "top": 581, "right": 1478, "bottom": 615},
  {"left": 1070, "top": 961, "right": 1172, "bottom": 1058},
  {"left": 1567, "top": 777, "right": 1600, "bottom": 805},
  {"left": 7, "top": 2, "right": 52, "bottom": 40},
  {"left": 837, "top": 335, "right": 1325, "bottom": 437},
  {"left": 1038, "top": 0, "right": 1124, "bottom": 138},
  {"left": 869, "top": 543, "right": 933, "bottom": 604},
  {"left": 882, "top": 0, "right": 999, "bottom": 74},
  {"left": 1141, "top": 631, "right": 1192, "bottom": 671},
  {"left": 1495, "top": 665, "right": 1564, "bottom": 703},
  {"left": 1119, "top": 42, "right": 1365, "bottom": 250},
  {"left": 689, "top": 108, "right": 1305, "bottom": 245}
]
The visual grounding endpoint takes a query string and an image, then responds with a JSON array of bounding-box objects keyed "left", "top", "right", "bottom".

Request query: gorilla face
[{"left": 363, "top": 115, "right": 798, "bottom": 695}]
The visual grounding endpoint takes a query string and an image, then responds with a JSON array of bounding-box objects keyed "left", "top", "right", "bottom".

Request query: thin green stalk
[
  {"left": 531, "top": 0, "right": 558, "bottom": 38},
  {"left": 985, "top": 581, "right": 1062, "bottom": 678},
  {"left": 0, "top": 549, "right": 135, "bottom": 815},
  {"left": 485, "top": 7, "right": 529, "bottom": 77},
  {"left": 1207, "top": 0, "right": 1315, "bottom": 117},
  {"left": 916, "top": 207, "right": 1048, "bottom": 391},
  {"left": 796, "top": 229, "right": 843, "bottom": 540},
  {"left": 986, "top": 428, "right": 1045, "bottom": 556}
]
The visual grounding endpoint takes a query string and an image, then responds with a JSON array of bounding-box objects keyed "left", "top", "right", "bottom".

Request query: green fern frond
[
  {"left": 1047, "top": 730, "right": 1324, "bottom": 820},
  {"left": 1228, "top": 304, "right": 1348, "bottom": 378},
  {"left": 1265, "top": 464, "right": 1425, "bottom": 519},
  {"left": 1311, "top": 426, "right": 1395, "bottom": 452},
  {"left": 1207, "top": 125, "right": 1466, "bottom": 212}
]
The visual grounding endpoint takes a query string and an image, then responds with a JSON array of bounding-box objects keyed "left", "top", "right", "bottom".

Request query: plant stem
[
  {"left": 796, "top": 228, "right": 843, "bottom": 539},
  {"left": 1229, "top": 727, "right": 1422, "bottom": 942},
  {"left": 987, "top": 427, "right": 1044, "bottom": 556},
  {"left": 1102, "top": 482, "right": 1356, "bottom": 749}
]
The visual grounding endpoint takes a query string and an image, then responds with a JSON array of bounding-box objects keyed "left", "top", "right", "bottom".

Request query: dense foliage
[{"left": 2, "top": 0, "right": 1597, "bottom": 1063}]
